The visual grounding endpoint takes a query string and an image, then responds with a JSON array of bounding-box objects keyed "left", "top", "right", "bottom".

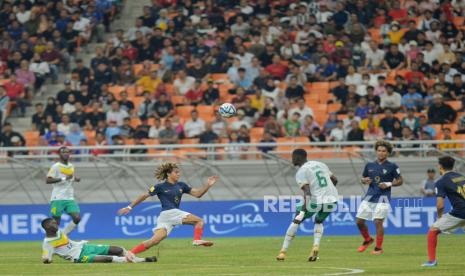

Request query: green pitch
[{"left": 0, "top": 235, "right": 463, "bottom": 275}]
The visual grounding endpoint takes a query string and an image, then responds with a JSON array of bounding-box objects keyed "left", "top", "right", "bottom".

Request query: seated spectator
[
  {"left": 231, "top": 87, "right": 248, "bottom": 109},
  {"left": 184, "top": 110, "right": 206, "bottom": 138},
  {"left": 231, "top": 109, "right": 252, "bottom": 130},
  {"left": 266, "top": 55, "right": 288, "bottom": 80},
  {"left": 134, "top": 117, "right": 150, "bottom": 139},
  {"left": 237, "top": 125, "right": 251, "bottom": 143},
  {"left": 202, "top": 80, "right": 220, "bottom": 105},
  {"left": 250, "top": 89, "right": 265, "bottom": 112},
  {"left": 347, "top": 120, "right": 364, "bottom": 141},
  {"left": 137, "top": 91, "right": 154, "bottom": 119},
  {"left": 199, "top": 122, "right": 219, "bottom": 144},
  {"left": 130, "top": 138, "right": 148, "bottom": 155},
  {"left": 359, "top": 112, "right": 380, "bottom": 131},
  {"left": 261, "top": 78, "right": 281, "bottom": 101},
  {"left": 148, "top": 118, "right": 163, "bottom": 139},
  {"left": 233, "top": 67, "right": 253, "bottom": 89},
  {"left": 343, "top": 109, "right": 361, "bottom": 132},
  {"left": 91, "top": 133, "right": 109, "bottom": 156},
  {"left": 399, "top": 126, "right": 418, "bottom": 156},
  {"left": 0, "top": 123, "right": 25, "bottom": 147},
  {"left": 211, "top": 112, "right": 228, "bottom": 138},
  {"left": 383, "top": 43, "right": 405, "bottom": 71},
  {"left": 438, "top": 128, "right": 459, "bottom": 151},
  {"left": 284, "top": 112, "right": 301, "bottom": 137},
  {"left": 323, "top": 113, "right": 338, "bottom": 135},
  {"left": 285, "top": 76, "right": 305, "bottom": 101},
  {"left": 105, "top": 120, "right": 122, "bottom": 144},
  {"left": 136, "top": 70, "right": 161, "bottom": 94},
  {"left": 63, "top": 94, "right": 77, "bottom": 114},
  {"left": 329, "top": 120, "right": 345, "bottom": 142},
  {"left": 257, "top": 132, "right": 276, "bottom": 154},
  {"left": 331, "top": 78, "right": 348, "bottom": 103},
  {"left": 173, "top": 70, "right": 196, "bottom": 95},
  {"left": 153, "top": 93, "right": 174, "bottom": 119},
  {"left": 106, "top": 101, "right": 129, "bottom": 126},
  {"left": 85, "top": 102, "right": 106, "bottom": 129},
  {"left": 289, "top": 98, "right": 314, "bottom": 123},
  {"left": 119, "top": 117, "right": 135, "bottom": 138},
  {"left": 456, "top": 113, "right": 465, "bottom": 134},
  {"left": 309, "top": 127, "right": 326, "bottom": 142},
  {"left": 263, "top": 116, "right": 283, "bottom": 138},
  {"left": 29, "top": 53, "right": 50, "bottom": 94},
  {"left": 380, "top": 108, "right": 401, "bottom": 138},
  {"left": 65, "top": 124, "right": 87, "bottom": 146},
  {"left": 427, "top": 94, "right": 457, "bottom": 124},
  {"left": 364, "top": 121, "right": 384, "bottom": 141},
  {"left": 300, "top": 115, "right": 320, "bottom": 137},
  {"left": 355, "top": 97, "right": 369, "bottom": 119},
  {"left": 57, "top": 114, "right": 72, "bottom": 135},
  {"left": 421, "top": 169, "right": 437, "bottom": 197},
  {"left": 401, "top": 85, "right": 424, "bottom": 112},
  {"left": 185, "top": 79, "right": 204, "bottom": 105},
  {"left": 4, "top": 74, "right": 27, "bottom": 117},
  {"left": 364, "top": 40, "right": 385, "bottom": 69},
  {"left": 70, "top": 102, "right": 87, "bottom": 127},
  {"left": 225, "top": 131, "right": 242, "bottom": 160},
  {"left": 0, "top": 88, "right": 9, "bottom": 126},
  {"left": 414, "top": 115, "right": 436, "bottom": 139},
  {"left": 159, "top": 119, "right": 179, "bottom": 144},
  {"left": 15, "top": 60, "right": 35, "bottom": 96},
  {"left": 402, "top": 108, "right": 420, "bottom": 131},
  {"left": 380, "top": 85, "right": 402, "bottom": 112},
  {"left": 239, "top": 98, "right": 259, "bottom": 126},
  {"left": 315, "top": 56, "right": 337, "bottom": 81},
  {"left": 119, "top": 91, "right": 135, "bottom": 114}
]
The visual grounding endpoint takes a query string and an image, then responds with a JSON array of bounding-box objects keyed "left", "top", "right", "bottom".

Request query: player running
[
  {"left": 422, "top": 156, "right": 465, "bottom": 267},
  {"left": 41, "top": 217, "right": 157, "bottom": 264},
  {"left": 117, "top": 162, "right": 218, "bottom": 255},
  {"left": 46, "top": 146, "right": 81, "bottom": 235},
  {"left": 356, "top": 140, "right": 403, "bottom": 255},
  {"left": 276, "top": 149, "right": 339, "bottom": 262}
]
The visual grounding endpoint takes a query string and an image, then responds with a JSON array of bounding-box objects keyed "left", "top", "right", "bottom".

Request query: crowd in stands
[{"left": 2, "top": 0, "right": 465, "bottom": 157}]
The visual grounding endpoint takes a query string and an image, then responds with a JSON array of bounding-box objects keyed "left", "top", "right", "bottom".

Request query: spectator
[
  {"left": 184, "top": 110, "right": 206, "bottom": 138},
  {"left": 415, "top": 115, "right": 437, "bottom": 139},
  {"left": 380, "top": 109, "right": 401, "bottom": 139},
  {"left": 41, "top": 42, "right": 61, "bottom": 83},
  {"left": 173, "top": 70, "right": 196, "bottom": 95},
  {"left": 329, "top": 120, "right": 345, "bottom": 142},
  {"left": 31, "top": 103, "right": 46, "bottom": 133},
  {"left": 284, "top": 112, "right": 301, "bottom": 137},
  {"left": 438, "top": 128, "right": 459, "bottom": 151},
  {"left": 343, "top": 109, "right": 361, "bottom": 132},
  {"left": 0, "top": 87, "right": 9, "bottom": 126},
  {"left": 285, "top": 76, "right": 305, "bottom": 101},
  {"left": 57, "top": 80, "right": 77, "bottom": 105},
  {"left": 86, "top": 102, "right": 106, "bottom": 129},
  {"left": 309, "top": 127, "right": 326, "bottom": 142},
  {"left": 364, "top": 40, "right": 385, "bottom": 69},
  {"left": 266, "top": 55, "right": 288, "bottom": 80},
  {"left": 456, "top": 113, "right": 465, "bottom": 134},
  {"left": 119, "top": 91, "right": 135, "bottom": 114},
  {"left": 199, "top": 122, "right": 219, "bottom": 144},
  {"left": 211, "top": 112, "right": 228, "bottom": 138},
  {"left": 401, "top": 85, "right": 424, "bottom": 111},
  {"left": 263, "top": 116, "right": 283, "bottom": 138},
  {"left": 364, "top": 121, "right": 384, "bottom": 141},
  {"left": 347, "top": 119, "right": 364, "bottom": 141},
  {"left": 136, "top": 70, "right": 160, "bottom": 94},
  {"left": 300, "top": 115, "right": 320, "bottom": 137},
  {"left": 427, "top": 94, "right": 457, "bottom": 124},
  {"left": 315, "top": 56, "right": 337, "bottom": 81},
  {"left": 231, "top": 109, "right": 252, "bottom": 130},
  {"left": 289, "top": 98, "right": 314, "bottom": 123},
  {"left": 257, "top": 132, "right": 276, "bottom": 154},
  {"left": 380, "top": 85, "right": 402, "bottom": 112},
  {"left": 355, "top": 97, "right": 369, "bottom": 119},
  {"left": 57, "top": 114, "right": 72, "bottom": 135},
  {"left": 106, "top": 101, "right": 129, "bottom": 126},
  {"left": 185, "top": 79, "right": 204, "bottom": 105},
  {"left": 4, "top": 74, "right": 27, "bottom": 117},
  {"left": 0, "top": 123, "right": 25, "bottom": 147},
  {"left": 202, "top": 80, "right": 220, "bottom": 105},
  {"left": 399, "top": 126, "right": 418, "bottom": 156},
  {"left": 421, "top": 168, "right": 437, "bottom": 197},
  {"left": 148, "top": 118, "right": 163, "bottom": 139},
  {"left": 134, "top": 117, "right": 150, "bottom": 139},
  {"left": 105, "top": 120, "right": 121, "bottom": 145},
  {"left": 402, "top": 108, "right": 420, "bottom": 131},
  {"left": 65, "top": 124, "right": 86, "bottom": 146},
  {"left": 159, "top": 119, "right": 179, "bottom": 144},
  {"left": 119, "top": 117, "right": 135, "bottom": 139}
]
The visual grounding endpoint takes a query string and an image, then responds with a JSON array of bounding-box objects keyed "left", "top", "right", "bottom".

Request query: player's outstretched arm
[
  {"left": 117, "top": 193, "right": 150, "bottom": 215},
  {"left": 189, "top": 176, "right": 219, "bottom": 198}
]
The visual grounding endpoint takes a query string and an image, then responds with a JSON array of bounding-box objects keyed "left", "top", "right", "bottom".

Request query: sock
[
  {"left": 130, "top": 243, "right": 147, "bottom": 254},
  {"left": 281, "top": 223, "right": 299, "bottom": 251},
  {"left": 427, "top": 230, "right": 439, "bottom": 262},
  {"left": 376, "top": 234, "right": 384, "bottom": 249},
  {"left": 313, "top": 223, "right": 324, "bottom": 247},
  {"left": 111, "top": 256, "right": 127, "bottom": 263},
  {"left": 63, "top": 221, "right": 77, "bottom": 235},
  {"left": 194, "top": 226, "right": 203, "bottom": 241},
  {"left": 360, "top": 227, "right": 371, "bottom": 242},
  {"left": 133, "top": 256, "right": 146, "bottom": 263}
]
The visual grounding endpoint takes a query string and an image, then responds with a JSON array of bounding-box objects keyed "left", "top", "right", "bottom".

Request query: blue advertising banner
[{"left": 0, "top": 197, "right": 462, "bottom": 241}]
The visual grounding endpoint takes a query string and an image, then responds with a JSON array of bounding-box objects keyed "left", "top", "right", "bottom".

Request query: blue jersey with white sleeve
[
  {"left": 362, "top": 160, "right": 401, "bottom": 203},
  {"left": 435, "top": 171, "right": 465, "bottom": 219},
  {"left": 148, "top": 181, "right": 192, "bottom": 211}
]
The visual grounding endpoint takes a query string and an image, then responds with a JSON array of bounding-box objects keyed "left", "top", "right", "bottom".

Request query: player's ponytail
[{"left": 155, "top": 162, "right": 179, "bottom": 181}]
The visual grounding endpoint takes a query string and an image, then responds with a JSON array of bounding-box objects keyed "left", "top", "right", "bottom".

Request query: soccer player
[
  {"left": 422, "top": 156, "right": 465, "bottom": 267},
  {"left": 41, "top": 218, "right": 157, "bottom": 264},
  {"left": 46, "top": 146, "right": 81, "bottom": 234},
  {"left": 117, "top": 162, "right": 218, "bottom": 255},
  {"left": 356, "top": 140, "right": 403, "bottom": 255},
  {"left": 276, "top": 149, "right": 339, "bottom": 262}
]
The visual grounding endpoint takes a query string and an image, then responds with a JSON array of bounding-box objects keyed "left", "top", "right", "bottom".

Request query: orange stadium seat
[
  {"left": 176, "top": 105, "right": 195, "bottom": 119},
  {"left": 24, "top": 131, "right": 40, "bottom": 146},
  {"left": 447, "top": 101, "right": 462, "bottom": 111},
  {"left": 453, "top": 16, "right": 464, "bottom": 27}
]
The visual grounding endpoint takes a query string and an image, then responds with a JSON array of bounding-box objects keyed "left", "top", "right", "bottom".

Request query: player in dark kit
[
  {"left": 356, "top": 140, "right": 403, "bottom": 255},
  {"left": 118, "top": 162, "right": 219, "bottom": 255},
  {"left": 422, "top": 156, "right": 465, "bottom": 267}
]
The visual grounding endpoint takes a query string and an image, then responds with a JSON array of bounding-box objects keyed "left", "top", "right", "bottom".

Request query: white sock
[
  {"left": 63, "top": 221, "right": 77, "bottom": 235},
  {"left": 281, "top": 223, "right": 299, "bottom": 251},
  {"left": 313, "top": 223, "right": 324, "bottom": 247},
  {"left": 111, "top": 256, "right": 127, "bottom": 263},
  {"left": 133, "top": 257, "right": 146, "bottom": 263}
]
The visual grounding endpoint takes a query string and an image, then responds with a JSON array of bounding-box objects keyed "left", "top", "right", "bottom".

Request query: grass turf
[{"left": 0, "top": 235, "right": 463, "bottom": 276}]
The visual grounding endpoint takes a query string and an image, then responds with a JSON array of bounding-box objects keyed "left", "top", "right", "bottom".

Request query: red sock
[
  {"left": 376, "top": 234, "right": 384, "bottom": 249},
  {"left": 360, "top": 228, "right": 371, "bottom": 242},
  {"left": 427, "top": 230, "right": 439, "bottom": 261},
  {"left": 194, "top": 226, "right": 203, "bottom": 240},
  {"left": 130, "top": 243, "right": 146, "bottom": 254}
]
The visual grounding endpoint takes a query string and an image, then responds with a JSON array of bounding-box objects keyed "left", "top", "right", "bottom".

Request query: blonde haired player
[
  {"left": 46, "top": 147, "right": 81, "bottom": 234},
  {"left": 277, "top": 149, "right": 339, "bottom": 262},
  {"left": 118, "top": 163, "right": 219, "bottom": 255}
]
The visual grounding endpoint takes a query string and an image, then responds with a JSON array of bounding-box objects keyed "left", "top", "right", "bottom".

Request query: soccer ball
[{"left": 218, "top": 103, "right": 236, "bottom": 118}]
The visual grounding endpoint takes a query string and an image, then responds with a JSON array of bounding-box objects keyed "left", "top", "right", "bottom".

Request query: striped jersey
[
  {"left": 42, "top": 230, "right": 86, "bottom": 262},
  {"left": 47, "top": 162, "right": 75, "bottom": 201}
]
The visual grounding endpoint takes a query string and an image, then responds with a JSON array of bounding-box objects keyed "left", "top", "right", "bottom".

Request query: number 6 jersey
[{"left": 295, "top": 161, "right": 339, "bottom": 204}]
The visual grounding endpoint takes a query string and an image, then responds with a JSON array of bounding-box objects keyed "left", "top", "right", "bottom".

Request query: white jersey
[
  {"left": 42, "top": 230, "right": 86, "bottom": 262},
  {"left": 47, "top": 162, "right": 75, "bottom": 201},
  {"left": 295, "top": 161, "right": 338, "bottom": 204}
]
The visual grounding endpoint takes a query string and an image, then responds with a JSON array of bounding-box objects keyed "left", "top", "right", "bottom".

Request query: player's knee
[
  {"left": 356, "top": 218, "right": 365, "bottom": 226},
  {"left": 196, "top": 218, "right": 205, "bottom": 228},
  {"left": 429, "top": 227, "right": 439, "bottom": 232}
]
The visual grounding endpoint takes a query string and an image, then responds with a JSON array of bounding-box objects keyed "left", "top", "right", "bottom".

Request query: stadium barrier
[{"left": 0, "top": 197, "right": 460, "bottom": 241}]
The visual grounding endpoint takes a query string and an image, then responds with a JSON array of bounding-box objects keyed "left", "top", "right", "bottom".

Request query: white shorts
[
  {"left": 153, "top": 209, "right": 191, "bottom": 235},
  {"left": 356, "top": 200, "right": 391, "bottom": 221},
  {"left": 432, "top": 213, "right": 465, "bottom": 233}
]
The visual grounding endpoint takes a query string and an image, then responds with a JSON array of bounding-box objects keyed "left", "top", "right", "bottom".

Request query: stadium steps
[{"left": 7, "top": 0, "right": 150, "bottom": 133}]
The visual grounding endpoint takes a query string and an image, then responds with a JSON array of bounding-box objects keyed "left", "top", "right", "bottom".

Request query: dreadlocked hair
[
  {"left": 155, "top": 163, "right": 179, "bottom": 181},
  {"left": 374, "top": 140, "right": 393, "bottom": 154}
]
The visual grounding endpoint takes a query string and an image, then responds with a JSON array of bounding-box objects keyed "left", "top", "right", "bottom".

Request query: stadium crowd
[{"left": 1, "top": 0, "right": 465, "bottom": 156}]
